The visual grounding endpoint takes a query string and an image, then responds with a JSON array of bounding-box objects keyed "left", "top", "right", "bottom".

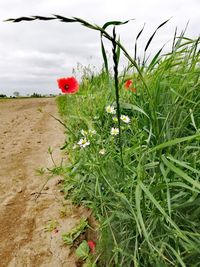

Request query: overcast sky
[{"left": 0, "top": 0, "right": 199, "bottom": 96}]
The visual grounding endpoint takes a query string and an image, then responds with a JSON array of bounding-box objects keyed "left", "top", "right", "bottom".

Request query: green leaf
[
  {"left": 60, "top": 142, "right": 68, "bottom": 150},
  {"left": 147, "top": 45, "right": 164, "bottom": 71},
  {"left": 164, "top": 243, "right": 186, "bottom": 267},
  {"left": 62, "top": 219, "right": 88, "bottom": 245},
  {"left": 169, "top": 182, "right": 200, "bottom": 194},
  {"left": 116, "top": 36, "right": 121, "bottom": 64},
  {"left": 134, "top": 24, "right": 145, "bottom": 60},
  {"left": 62, "top": 234, "right": 73, "bottom": 245},
  {"left": 139, "top": 180, "right": 190, "bottom": 244},
  {"left": 33, "top": 16, "right": 57, "bottom": 21},
  {"left": 135, "top": 184, "right": 150, "bottom": 242},
  {"left": 102, "top": 20, "right": 131, "bottom": 30},
  {"left": 120, "top": 102, "right": 149, "bottom": 118},
  {"left": 144, "top": 18, "right": 171, "bottom": 52},
  {"left": 75, "top": 240, "right": 90, "bottom": 260},
  {"left": 101, "top": 36, "right": 109, "bottom": 74},
  {"left": 160, "top": 163, "right": 171, "bottom": 216},
  {"left": 166, "top": 155, "right": 200, "bottom": 175},
  {"left": 53, "top": 15, "right": 76, "bottom": 22},
  {"left": 120, "top": 101, "right": 153, "bottom": 143},
  {"left": 189, "top": 109, "right": 198, "bottom": 131},
  {"left": 148, "top": 134, "right": 200, "bottom": 153},
  {"left": 162, "top": 155, "right": 200, "bottom": 191},
  {"left": 83, "top": 259, "right": 97, "bottom": 267}
]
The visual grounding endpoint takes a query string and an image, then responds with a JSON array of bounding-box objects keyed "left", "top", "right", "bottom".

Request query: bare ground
[{"left": 0, "top": 98, "right": 90, "bottom": 267}]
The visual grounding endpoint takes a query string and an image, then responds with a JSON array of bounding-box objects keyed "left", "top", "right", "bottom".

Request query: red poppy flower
[
  {"left": 87, "top": 240, "right": 96, "bottom": 254},
  {"left": 124, "top": 79, "right": 133, "bottom": 89},
  {"left": 124, "top": 79, "right": 136, "bottom": 93},
  {"left": 57, "top": 77, "right": 79, "bottom": 94}
]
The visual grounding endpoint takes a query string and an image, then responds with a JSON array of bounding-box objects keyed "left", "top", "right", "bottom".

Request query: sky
[{"left": 0, "top": 0, "right": 199, "bottom": 96}]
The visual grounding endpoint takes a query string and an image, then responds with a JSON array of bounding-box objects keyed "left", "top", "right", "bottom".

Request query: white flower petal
[
  {"left": 111, "top": 127, "right": 119, "bottom": 135},
  {"left": 106, "top": 105, "right": 116, "bottom": 114},
  {"left": 120, "top": 115, "right": 130, "bottom": 123},
  {"left": 99, "top": 148, "right": 106, "bottom": 155}
]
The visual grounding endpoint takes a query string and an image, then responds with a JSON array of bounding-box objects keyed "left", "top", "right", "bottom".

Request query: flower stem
[{"left": 112, "top": 27, "right": 124, "bottom": 168}]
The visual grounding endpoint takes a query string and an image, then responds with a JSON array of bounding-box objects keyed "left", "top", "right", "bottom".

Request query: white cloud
[{"left": 0, "top": 0, "right": 199, "bottom": 95}]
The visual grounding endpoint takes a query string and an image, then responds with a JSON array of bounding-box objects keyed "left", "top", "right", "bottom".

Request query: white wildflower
[
  {"left": 106, "top": 105, "right": 116, "bottom": 114},
  {"left": 121, "top": 115, "right": 130, "bottom": 124},
  {"left": 112, "top": 116, "right": 118, "bottom": 123},
  {"left": 77, "top": 138, "right": 90, "bottom": 148},
  {"left": 99, "top": 148, "right": 106, "bottom": 155},
  {"left": 89, "top": 129, "right": 96, "bottom": 135},
  {"left": 111, "top": 127, "right": 119, "bottom": 136},
  {"left": 80, "top": 129, "right": 88, "bottom": 136}
]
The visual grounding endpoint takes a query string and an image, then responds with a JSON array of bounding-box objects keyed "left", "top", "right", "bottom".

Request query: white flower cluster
[
  {"left": 106, "top": 105, "right": 116, "bottom": 114},
  {"left": 120, "top": 115, "right": 130, "bottom": 124},
  {"left": 76, "top": 128, "right": 97, "bottom": 149},
  {"left": 77, "top": 138, "right": 90, "bottom": 148},
  {"left": 106, "top": 104, "right": 131, "bottom": 137},
  {"left": 112, "top": 115, "right": 130, "bottom": 124},
  {"left": 111, "top": 127, "right": 119, "bottom": 135},
  {"left": 81, "top": 129, "right": 96, "bottom": 136}
]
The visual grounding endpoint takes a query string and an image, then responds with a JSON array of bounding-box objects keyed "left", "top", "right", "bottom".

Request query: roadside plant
[
  {"left": 7, "top": 14, "right": 200, "bottom": 267},
  {"left": 57, "top": 76, "right": 79, "bottom": 94}
]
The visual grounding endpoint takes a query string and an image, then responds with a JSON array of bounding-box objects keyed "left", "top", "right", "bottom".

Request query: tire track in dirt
[{"left": 0, "top": 98, "right": 89, "bottom": 267}]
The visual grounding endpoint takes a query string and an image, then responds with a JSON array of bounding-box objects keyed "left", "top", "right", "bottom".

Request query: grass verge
[{"left": 56, "top": 34, "right": 200, "bottom": 267}]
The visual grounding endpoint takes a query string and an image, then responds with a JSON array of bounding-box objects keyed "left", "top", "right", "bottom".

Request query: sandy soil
[{"left": 0, "top": 98, "right": 89, "bottom": 267}]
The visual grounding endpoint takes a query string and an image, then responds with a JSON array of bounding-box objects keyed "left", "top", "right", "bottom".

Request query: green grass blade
[
  {"left": 101, "top": 35, "right": 109, "bottom": 74},
  {"left": 164, "top": 243, "right": 186, "bottom": 267},
  {"left": 139, "top": 180, "right": 190, "bottom": 243},
  {"left": 102, "top": 20, "right": 131, "bottom": 30},
  {"left": 144, "top": 18, "right": 171, "bottom": 52},
  {"left": 120, "top": 102, "right": 150, "bottom": 118},
  {"left": 166, "top": 155, "right": 200, "bottom": 175},
  {"left": 134, "top": 23, "right": 145, "bottom": 60},
  {"left": 162, "top": 155, "right": 200, "bottom": 191},
  {"left": 147, "top": 45, "right": 164, "bottom": 71},
  {"left": 116, "top": 36, "right": 121, "bottom": 65},
  {"left": 148, "top": 134, "right": 200, "bottom": 153},
  {"left": 135, "top": 184, "right": 151, "bottom": 243}
]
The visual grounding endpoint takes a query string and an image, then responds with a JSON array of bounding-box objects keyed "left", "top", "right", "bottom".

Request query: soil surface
[{"left": 0, "top": 98, "right": 89, "bottom": 267}]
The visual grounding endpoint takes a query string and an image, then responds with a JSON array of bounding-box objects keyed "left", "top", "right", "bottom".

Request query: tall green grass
[
  {"left": 7, "top": 15, "right": 200, "bottom": 266},
  {"left": 57, "top": 35, "right": 200, "bottom": 267}
]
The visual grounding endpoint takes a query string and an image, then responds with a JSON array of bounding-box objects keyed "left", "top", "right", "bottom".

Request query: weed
[
  {"left": 59, "top": 205, "right": 73, "bottom": 217},
  {"left": 35, "top": 167, "right": 46, "bottom": 176},
  {"left": 44, "top": 219, "right": 59, "bottom": 232},
  {"left": 62, "top": 218, "right": 88, "bottom": 246}
]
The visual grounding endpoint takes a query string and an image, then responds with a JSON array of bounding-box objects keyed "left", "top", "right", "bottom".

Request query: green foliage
[
  {"left": 76, "top": 240, "right": 90, "bottom": 260},
  {"left": 0, "top": 94, "right": 7, "bottom": 98},
  {"left": 57, "top": 35, "right": 200, "bottom": 266},
  {"left": 30, "top": 92, "right": 42, "bottom": 97},
  {"left": 44, "top": 219, "right": 59, "bottom": 232},
  {"left": 62, "top": 218, "right": 88, "bottom": 245},
  {"left": 9, "top": 13, "right": 199, "bottom": 266}
]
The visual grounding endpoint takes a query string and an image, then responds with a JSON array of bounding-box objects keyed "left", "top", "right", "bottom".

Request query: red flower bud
[{"left": 87, "top": 240, "right": 96, "bottom": 254}]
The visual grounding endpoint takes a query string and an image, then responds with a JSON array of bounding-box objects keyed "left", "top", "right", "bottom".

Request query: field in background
[{"left": 0, "top": 98, "right": 81, "bottom": 267}]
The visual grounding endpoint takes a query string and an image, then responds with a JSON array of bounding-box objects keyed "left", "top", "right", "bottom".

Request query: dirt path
[{"left": 0, "top": 98, "right": 89, "bottom": 267}]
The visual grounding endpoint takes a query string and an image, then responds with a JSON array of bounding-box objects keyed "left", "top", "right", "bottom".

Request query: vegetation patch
[
  {"left": 7, "top": 15, "right": 200, "bottom": 266},
  {"left": 56, "top": 31, "right": 200, "bottom": 266}
]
